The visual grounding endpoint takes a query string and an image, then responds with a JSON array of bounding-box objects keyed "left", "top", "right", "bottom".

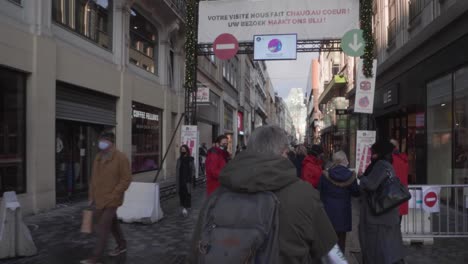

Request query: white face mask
[{"left": 98, "top": 140, "right": 110, "bottom": 150}]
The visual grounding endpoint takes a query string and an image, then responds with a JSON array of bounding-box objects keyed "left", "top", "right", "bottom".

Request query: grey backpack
[{"left": 197, "top": 188, "right": 280, "bottom": 264}]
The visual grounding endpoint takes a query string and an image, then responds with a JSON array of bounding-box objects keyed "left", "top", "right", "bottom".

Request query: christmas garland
[
  {"left": 184, "top": 0, "right": 198, "bottom": 92},
  {"left": 360, "top": 0, "right": 375, "bottom": 77}
]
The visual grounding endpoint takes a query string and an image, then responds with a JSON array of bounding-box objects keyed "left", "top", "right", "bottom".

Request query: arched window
[{"left": 129, "top": 9, "right": 158, "bottom": 74}]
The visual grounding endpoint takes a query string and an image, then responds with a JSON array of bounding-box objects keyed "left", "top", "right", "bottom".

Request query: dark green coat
[{"left": 190, "top": 151, "right": 337, "bottom": 263}]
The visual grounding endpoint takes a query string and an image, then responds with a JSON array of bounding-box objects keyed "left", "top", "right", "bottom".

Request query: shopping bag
[
  {"left": 80, "top": 209, "right": 93, "bottom": 233},
  {"left": 367, "top": 169, "right": 411, "bottom": 215}
]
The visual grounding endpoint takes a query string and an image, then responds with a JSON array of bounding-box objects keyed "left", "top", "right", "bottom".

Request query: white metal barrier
[{"left": 402, "top": 185, "right": 468, "bottom": 244}]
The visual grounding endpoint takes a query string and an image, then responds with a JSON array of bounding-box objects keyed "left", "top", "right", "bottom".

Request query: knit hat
[
  {"left": 371, "top": 140, "right": 394, "bottom": 158},
  {"left": 308, "top": 144, "right": 324, "bottom": 156},
  {"left": 99, "top": 131, "right": 115, "bottom": 143}
]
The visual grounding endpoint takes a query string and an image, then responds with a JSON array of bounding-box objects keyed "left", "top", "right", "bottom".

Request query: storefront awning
[{"left": 318, "top": 75, "right": 347, "bottom": 105}]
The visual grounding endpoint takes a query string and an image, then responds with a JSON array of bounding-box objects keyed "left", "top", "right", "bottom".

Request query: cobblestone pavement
[
  {"left": 3, "top": 188, "right": 468, "bottom": 264},
  {"left": 3, "top": 185, "right": 206, "bottom": 264}
]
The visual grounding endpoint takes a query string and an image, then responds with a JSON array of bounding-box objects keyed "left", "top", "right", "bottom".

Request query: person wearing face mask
[
  {"left": 205, "top": 135, "right": 230, "bottom": 196},
  {"left": 358, "top": 140, "right": 406, "bottom": 264},
  {"left": 301, "top": 144, "right": 325, "bottom": 188},
  {"left": 81, "top": 131, "right": 132, "bottom": 264},
  {"left": 176, "top": 145, "right": 195, "bottom": 217}
]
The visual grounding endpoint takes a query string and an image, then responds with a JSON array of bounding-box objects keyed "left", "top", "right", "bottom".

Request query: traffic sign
[
  {"left": 341, "top": 29, "right": 365, "bottom": 57},
  {"left": 424, "top": 191, "right": 438, "bottom": 208},
  {"left": 213, "top": 33, "right": 239, "bottom": 60}
]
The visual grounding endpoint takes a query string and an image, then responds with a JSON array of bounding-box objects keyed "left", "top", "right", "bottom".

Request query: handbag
[
  {"left": 367, "top": 169, "right": 411, "bottom": 215},
  {"left": 80, "top": 209, "right": 93, "bottom": 233}
]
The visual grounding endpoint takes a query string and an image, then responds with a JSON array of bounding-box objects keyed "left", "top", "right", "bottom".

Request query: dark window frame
[
  {"left": 0, "top": 67, "right": 27, "bottom": 196},
  {"left": 51, "top": 0, "right": 113, "bottom": 50},
  {"left": 129, "top": 8, "right": 159, "bottom": 75},
  {"left": 131, "top": 102, "right": 163, "bottom": 174}
]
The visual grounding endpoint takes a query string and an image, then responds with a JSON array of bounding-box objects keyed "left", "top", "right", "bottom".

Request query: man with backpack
[{"left": 190, "top": 125, "right": 346, "bottom": 264}]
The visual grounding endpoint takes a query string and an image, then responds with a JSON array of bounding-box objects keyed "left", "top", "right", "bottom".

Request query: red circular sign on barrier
[
  {"left": 424, "top": 191, "right": 438, "bottom": 207},
  {"left": 213, "top": 33, "right": 239, "bottom": 60}
]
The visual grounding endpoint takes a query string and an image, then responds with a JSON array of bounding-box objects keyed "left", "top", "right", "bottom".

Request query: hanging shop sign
[
  {"left": 196, "top": 87, "right": 210, "bottom": 103},
  {"left": 198, "top": 0, "right": 359, "bottom": 43},
  {"left": 355, "top": 130, "right": 376, "bottom": 175},
  {"left": 354, "top": 59, "right": 377, "bottom": 114}
]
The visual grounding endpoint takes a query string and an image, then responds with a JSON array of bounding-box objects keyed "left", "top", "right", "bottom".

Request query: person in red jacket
[
  {"left": 302, "top": 144, "right": 325, "bottom": 188},
  {"left": 391, "top": 139, "right": 409, "bottom": 221},
  {"left": 205, "top": 135, "right": 230, "bottom": 196}
]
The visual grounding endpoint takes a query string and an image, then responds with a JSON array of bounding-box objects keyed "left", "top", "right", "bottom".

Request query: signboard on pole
[
  {"left": 354, "top": 59, "right": 377, "bottom": 114},
  {"left": 181, "top": 125, "right": 199, "bottom": 178},
  {"left": 355, "top": 130, "right": 376, "bottom": 175},
  {"left": 213, "top": 33, "right": 239, "bottom": 60},
  {"left": 198, "top": 0, "right": 360, "bottom": 43},
  {"left": 341, "top": 29, "right": 365, "bottom": 57}
]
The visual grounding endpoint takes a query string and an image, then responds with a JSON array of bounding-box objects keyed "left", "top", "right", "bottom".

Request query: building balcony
[{"left": 318, "top": 75, "right": 347, "bottom": 105}]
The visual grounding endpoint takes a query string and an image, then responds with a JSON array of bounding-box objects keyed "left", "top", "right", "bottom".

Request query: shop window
[
  {"left": 132, "top": 102, "right": 162, "bottom": 173},
  {"left": 454, "top": 66, "right": 468, "bottom": 184},
  {"left": 52, "top": 0, "right": 113, "bottom": 49},
  {"left": 224, "top": 105, "right": 234, "bottom": 131},
  {"left": 427, "top": 74, "right": 452, "bottom": 184},
  {"left": 129, "top": 9, "right": 158, "bottom": 74},
  {"left": 0, "top": 68, "right": 26, "bottom": 195}
]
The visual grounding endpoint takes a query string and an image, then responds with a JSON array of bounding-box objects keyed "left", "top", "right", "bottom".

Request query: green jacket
[{"left": 190, "top": 151, "right": 337, "bottom": 263}]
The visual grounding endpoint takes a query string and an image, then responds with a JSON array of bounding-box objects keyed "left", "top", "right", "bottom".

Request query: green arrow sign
[{"left": 341, "top": 29, "right": 365, "bottom": 57}]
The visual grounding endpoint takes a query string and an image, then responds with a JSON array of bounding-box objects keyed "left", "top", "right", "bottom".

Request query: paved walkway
[
  {"left": 3, "top": 186, "right": 206, "bottom": 264},
  {"left": 3, "top": 187, "right": 468, "bottom": 263}
]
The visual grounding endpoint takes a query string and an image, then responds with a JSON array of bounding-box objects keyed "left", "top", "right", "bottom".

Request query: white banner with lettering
[
  {"left": 354, "top": 59, "right": 377, "bottom": 114},
  {"left": 198, "top": 0, "right": 359, "bottom": 43},
  {"left": 355, "top": 130, "right": 376, "bottom": 176},
  {"left": 181, "top": 126, "right": 199, "bottom": 178}
]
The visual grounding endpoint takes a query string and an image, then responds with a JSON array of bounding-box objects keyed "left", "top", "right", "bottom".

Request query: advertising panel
[
  {"left": 355, "top": 130, "right": 376, "bottom": 176},
  {"left": 198, "top": 0, "right": 360, "bottom": 43},
  {"left": 254, "top": 34, "right": 297, "bottom": 60},
  {"left": 181, "top": 125, "right": 199, "bottom": 178},
  {"left": 354, "top": 59, "right": 377, "bottom": 114}
]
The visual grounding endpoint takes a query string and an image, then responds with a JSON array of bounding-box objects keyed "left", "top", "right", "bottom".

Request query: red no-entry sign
[
  {"left": 424, "top": 191, "right": 438, "bottom": 208},
  {"left": 213, "top": 33, "right": 239, "bottom": 60}
]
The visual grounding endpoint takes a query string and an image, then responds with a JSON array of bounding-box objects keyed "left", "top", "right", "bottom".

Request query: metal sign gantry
[{"left": 197, "top": 39, "right": 343, "bottom": 55}]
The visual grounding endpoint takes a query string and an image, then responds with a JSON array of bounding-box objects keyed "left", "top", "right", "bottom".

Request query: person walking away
[
  {"left": 190, "top": 125, "right": 347, "bottom": 264},
  {"left": 81, "top": 131, "right": 132, "bottom": 264},
  {"left": 390, "top": 139, "right": 409, "bottom": 223},
  {"left": 302, "top": 144, "right": 325, "bottom": 188},
  {"left": 205, "top": 135, "right": 230, "bottom": 196},
  {"left": 318, "top": 151, "right": 360, "bottom": 253},
  {"left": 359, "top": 140, "right": 406, "bottom": 264},
  {"left": 176, "top": 145, "right": 195, "bottom": 217},
  {"left": 294, "top": 144, "right": 307, "bottom": 178}
]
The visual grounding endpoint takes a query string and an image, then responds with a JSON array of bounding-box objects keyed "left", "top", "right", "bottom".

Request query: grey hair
[
  {"left": 247, "top": 125, "right": 289, "bottom": 155},
  {"left": 333, "top": 151, "right": 349, "bottom": 167}
]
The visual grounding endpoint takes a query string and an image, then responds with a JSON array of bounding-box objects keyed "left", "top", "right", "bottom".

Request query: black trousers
[{"left": 179, "top": 180, "right": 192, "bottom": 209}]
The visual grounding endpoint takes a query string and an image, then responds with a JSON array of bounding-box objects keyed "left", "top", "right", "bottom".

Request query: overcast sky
[{"left": 266, "top": 53, "right": 318, "bottom": 99}]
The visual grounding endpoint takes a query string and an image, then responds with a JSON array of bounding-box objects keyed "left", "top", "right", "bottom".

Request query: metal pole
[{"left": 153, "top": 113, "right": 185, "bottom": 183}]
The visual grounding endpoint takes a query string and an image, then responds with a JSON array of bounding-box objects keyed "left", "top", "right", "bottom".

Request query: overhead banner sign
[
  {"left": 355, "top": 130, "right": 376, "bottom": 176},
  {"left": 198, "top": 0, "right": 360, "bottom": 43},
  {"left": 354, "top": 59, "right": 377, "bottom": 114}
]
